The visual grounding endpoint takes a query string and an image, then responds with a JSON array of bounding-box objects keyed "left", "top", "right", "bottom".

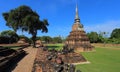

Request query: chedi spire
[{"left": 75, "top": 4, "right": 80, "bottom": 23}]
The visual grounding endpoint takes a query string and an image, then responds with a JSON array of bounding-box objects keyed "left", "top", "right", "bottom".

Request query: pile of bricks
[{"left": 32, "top": 46, "right": 86, "bottom": 72}]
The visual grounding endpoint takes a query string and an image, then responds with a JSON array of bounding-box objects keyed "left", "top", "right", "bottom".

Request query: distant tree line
[
  {"left": 87, "top": 28, "right": 120, "bottom": 44},
  {"left": 36, "top": 36, "right": 64, "bottom": 44},
  {"left": 0, "top": 28, "right": 120, "bottom": 44},
  {"left": 0, "top": 30, "right": 64, "bottom": 44},
  {"left": 1, "top": 28, "right": 120, "bottom": 44}
]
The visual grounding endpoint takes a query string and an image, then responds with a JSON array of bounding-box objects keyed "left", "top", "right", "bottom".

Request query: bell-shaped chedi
[{"left": 65, "top": 5, "right": 93, "bottom": 52}]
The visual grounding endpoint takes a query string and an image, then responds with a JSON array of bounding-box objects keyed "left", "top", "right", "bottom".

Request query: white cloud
[{"left": 84, "top": 20, "right": 120, "bottom": 33}]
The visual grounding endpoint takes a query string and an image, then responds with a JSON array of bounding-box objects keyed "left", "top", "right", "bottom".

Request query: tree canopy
[
  {"left": 3, "top": 5, "right": 49, "bottom": 47},
  {"left": 87, "top": 32, "right": 99, "bottom": 43},
  {"left": 0, "top": 30, "right": 19, "bottom": 43},
  {"left": 0, "top": 30, "right": 17, "bottom": 37},
  {"left": 110, "top": 28, "right": 120, "bottom": 39}
]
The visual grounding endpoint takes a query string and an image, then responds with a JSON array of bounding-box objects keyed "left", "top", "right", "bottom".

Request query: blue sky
[{"left": 0, "top": 0, "right": 120, "bottom": 37}]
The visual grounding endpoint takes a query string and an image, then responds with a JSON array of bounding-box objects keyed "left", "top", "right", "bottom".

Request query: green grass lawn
[
  {"left": 47, "top": 44, "right": 120, "bottom": 72},
  {"left": 46, "top": 43, "right": 64, "bottom": 50},
  {"left": 76, "top": 47, "right": 120, "bottom": 72}
]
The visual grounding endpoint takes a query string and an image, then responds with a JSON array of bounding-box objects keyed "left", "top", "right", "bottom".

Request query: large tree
[{"left": 3, "top": 5, "right": 49, "bottom": 47}]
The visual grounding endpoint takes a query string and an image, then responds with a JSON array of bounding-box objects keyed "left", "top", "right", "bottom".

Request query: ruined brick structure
[{"left": 65, "top": 5, "right": 93, "bottom": 52}]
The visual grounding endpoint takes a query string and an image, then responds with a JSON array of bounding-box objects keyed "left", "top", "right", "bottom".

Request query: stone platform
[{"left": 32, "top": 47, "right": 86, "bottom": 72}]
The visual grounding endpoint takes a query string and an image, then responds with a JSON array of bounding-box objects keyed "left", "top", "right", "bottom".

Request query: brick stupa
[{"left": 65, "top": 5, "right": 93, "bottom": 52}]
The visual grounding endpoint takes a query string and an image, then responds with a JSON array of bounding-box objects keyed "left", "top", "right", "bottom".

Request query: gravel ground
[{"left": 12, "top": 46, "right": 37, "bottom": 72}]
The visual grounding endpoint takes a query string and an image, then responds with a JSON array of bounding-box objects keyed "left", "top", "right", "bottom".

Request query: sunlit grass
[
  {"left": 76, "top": 47, "right": 120, "bottom": 72},
  {"left": 46, "top": 43, "right": 63, "bottom": 50},
  {"left": 47, "top": 44, "right": 120, "bottom": 72}
]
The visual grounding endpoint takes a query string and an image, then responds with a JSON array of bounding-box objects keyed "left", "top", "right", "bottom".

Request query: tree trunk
[{"left": 32, "top": 35, "right": 36, "bottom": 48}]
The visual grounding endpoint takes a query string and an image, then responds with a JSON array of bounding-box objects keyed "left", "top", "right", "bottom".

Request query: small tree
[
  {"left": 87, "top": 32, "right": 99, "bottom": 43},
  {"left": 110, "top": 28, "right": 120, "bottom": 39},
  {"left": 110, "top": 28, "right": 120, "bottom": 44},
  {"left": 0, "top": 30, "right": 19, "bottom": 43},
  {"left": 3, "top": 5, "right": 49, "bottom": 47},
  {"left": 40, "top": 36, "right": 52, "bottom": 44},
  {"left": 52, "top": 36, "right": 62, "bottom": 43}
]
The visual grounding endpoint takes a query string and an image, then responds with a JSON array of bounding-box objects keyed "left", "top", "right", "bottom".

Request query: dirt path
[{"left": 12, "top": 46, "right": 37, "bottom": 72}]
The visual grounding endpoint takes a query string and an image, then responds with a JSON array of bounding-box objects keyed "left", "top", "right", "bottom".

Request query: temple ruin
[{"left": 65, "top": 5, "right": 93, "bottom": 52}]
